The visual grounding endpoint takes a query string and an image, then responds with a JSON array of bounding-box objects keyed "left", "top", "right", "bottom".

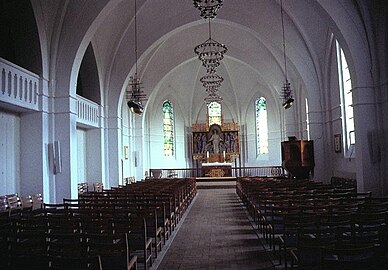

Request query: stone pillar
[
  {"left": 52, "top": 94, "right": 78, "bottom": 202},
  {"left": 105, "top": 114, "right": 122, "bottom": 188},
  {"left": 352, "top": 86, "right": 380, "bottom": 194}
]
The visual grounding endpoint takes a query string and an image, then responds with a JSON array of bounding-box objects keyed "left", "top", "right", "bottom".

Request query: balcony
[
  {"left": 0, "top": 57, "right": 39, "bottom": 111},
  {"left": 76, "top": 95, "right": 100, "bottom": 128}
]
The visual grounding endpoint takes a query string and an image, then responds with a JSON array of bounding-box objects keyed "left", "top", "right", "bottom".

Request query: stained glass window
[
  {"left": 163, "top": 100, "right": 174, "bottom": 157},
  {"left": 208, "top": 101, "right": 222, "bottom": 126},
  {"left": 256, "top": 97, "right": 268, "bottom": 154},
  {"left": 336, "top": 40, "right": 355, "bottom": 152}
]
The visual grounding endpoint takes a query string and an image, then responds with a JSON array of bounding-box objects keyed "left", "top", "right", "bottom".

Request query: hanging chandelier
[
  {"left": 193, "top": 0, "right": 226, "bottom": 104},
  {"left": 194, "top": 18, "right": 227, "bottom": 75},
  {"left": 193, "top": 0, "right": 223, "bottom": 19},
  {"left": 127, "top": 0, "right": 146, "bottom": 115},
  {"left": 127, "top": 74, "right": 146, "bottom": 115},
  {"left": 281, "top": 80, "right": 294, "bottom": 109},
  {"left": 204, "top": 91, "right": 223, "bottom": 104},
  {"left": 200, "top": 72, "right": 224, "bottom": 91},
  {"left": 279, "top": 0, "right": 294, "bottom": 109}
]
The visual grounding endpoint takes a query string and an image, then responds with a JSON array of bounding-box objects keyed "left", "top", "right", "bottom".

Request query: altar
[
  {"left": 192, "top": 122, "right": 240, "bottom": 177},
  {"left": 202, "top": 162, "right": 232, "bottom": 177}
]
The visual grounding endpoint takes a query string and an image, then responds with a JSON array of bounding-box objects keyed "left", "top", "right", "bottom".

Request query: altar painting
[{"left": 192, "top": 124, "right": 239, "bottom": 161}]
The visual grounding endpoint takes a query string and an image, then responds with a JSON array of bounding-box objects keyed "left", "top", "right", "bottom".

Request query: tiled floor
[{"left": 155, "top": 185, "right": 275, "bottom": 270}]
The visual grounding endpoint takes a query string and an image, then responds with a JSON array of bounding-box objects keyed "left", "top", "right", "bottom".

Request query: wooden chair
[
  {"left": 6, "top": 194, "right": 21, "bottom": 216},
  {"left": 279, "top": 213, "right": 319, "bottom": 267},
  {"left": 127, "top": 217, "right": 152, "bottom": 270},
  {"left": 321, "top": 244, "right": 377, "bottom": 270},
  {"left": 87, "top": 233, "right": 137, "bottom": 270},
  {"left": 142, "top": 208, "right": 163, "bottom": 257},
  {"left": 80, "top": 217, "right": 115, "bottom": 235},
  {"left": 13, "top": 215, "right": 48, "bottom": 234},
  {"left": 290, "top": 226, "right": 338, "bottom": 269},
  {"left": 47, "top": 232, "right": 91, "bottom": 269},
  {"left": 43, "top": 203, "right": 72, "bottom": 219},
  {"left": 0, "top": 215, "right": 10, "bottom": 263},
  {"left": 48, "top": 255, "right": 101, "bottom": 270},
  {"left": 0, "top": 195, "right": 8, "bottom": 213},
  {"left": 31, "top": 193, "right": 43, "bottom": 212},
  {"left": 78, "top": 182, "right": 89, "bottom": 195},
  {"left": 20, "top": 195, "right": 33, "bottom": 211},
  {"left": 94, "top": 183, "right": 104, "bottom": 192},
  {"left": 7, "top": 230, "right": 48, "bottom": 270}
]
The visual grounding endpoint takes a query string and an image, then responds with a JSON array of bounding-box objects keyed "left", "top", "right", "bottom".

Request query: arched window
[
  {"left": 208, "top": 101, "right": 222, "bottom": 126},
  {"left": 163, "top": 100, "right": 174, "bottom": 157},
  {"left": 256, "top": 97, "right": 268, "bottom": 155},
  {"left": 336, "top": 41, "right": 355, "bottom": 153}
]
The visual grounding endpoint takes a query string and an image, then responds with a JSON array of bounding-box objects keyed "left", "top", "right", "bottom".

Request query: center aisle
[{"left": 155, "top": 187, "right": 275, "bottom": 270}]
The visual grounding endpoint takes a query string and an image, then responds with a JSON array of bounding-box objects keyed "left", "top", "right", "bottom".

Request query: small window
[
  {"left": 163, "top": 100, "right": 174, "bottom": 157},
  {"left": 305, "top": 98, "right": 310, "bottom": 140},
  {"left": 208, "top": 101, "right": 222, "bottom": 126},
  {"left": 256, "top": 97, "right": 268, "bottom": 155}
]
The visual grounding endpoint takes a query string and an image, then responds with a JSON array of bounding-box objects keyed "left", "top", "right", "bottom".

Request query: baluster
[
  {"left": 34, "top": 81, "right": 37, "bottom": 104},
  {"left": 83, "top": 103, "right": 86, "bottom": 121},
  {"left": 77, "top": 100, "right": 80, "bottom": 117},
  {"left": 28, "top": 80, "right": 32, "bottom": 102},
  {"left": 1, "top": 68, "right": 5, "bottom": 94},
  {"left": 13, "top": 74, "right": 18, "bottom": 98},
  {"left": 19, "top": 76, "right": 23, "bottom": 100},
  {"left": 24, "top": 78, "right": 28, "bottom": 101},
  {"left": 8, "top": 71, "right": 12, "bottom": 96}
]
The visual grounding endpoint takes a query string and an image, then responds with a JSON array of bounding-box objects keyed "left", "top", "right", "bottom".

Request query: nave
[{"left": 155, "top": 184, "right": 274, "bottom": 270}]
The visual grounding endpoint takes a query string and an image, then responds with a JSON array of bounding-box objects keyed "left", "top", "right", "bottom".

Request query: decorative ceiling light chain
[
  {"left": 193, "top": 0, "right": 223, "bottom": 19},
  {"left": 127, "top": 0, "right": 147, "bottom": 115},
  {"left": 280, "top": 0, "right": 294, "bottom": 109}
]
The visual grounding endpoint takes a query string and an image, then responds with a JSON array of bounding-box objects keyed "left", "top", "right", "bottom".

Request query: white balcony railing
[
  {"left": 0, "top": 58, "right": 39, "bottom": 111},
  {"left": 76, "top": 94, "right": 100, "bottom": 128}
]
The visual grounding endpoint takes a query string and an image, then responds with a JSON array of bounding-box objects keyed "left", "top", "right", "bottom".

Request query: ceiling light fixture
[
  {"left": 193, "top": 0, "right": 226, "bottom": 104},
  {"left": 200, "top": 72, "right": 224, "bottom": 91},
  {"left": 193, "top": 0, "right": 223, "bottom": 19},
  {"left": 204, "top": 91, "right": 223, "bottom": 104},
  {"left": 279, "top": 0, "right": 294, "bottom": 110},
  {"left": 127, "top": 0, "right": 146, "bottom": 115},
  {"left": 194, "top": 18, "right": 227, "bottom": 74}
]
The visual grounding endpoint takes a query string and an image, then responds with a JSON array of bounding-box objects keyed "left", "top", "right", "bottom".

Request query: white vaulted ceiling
[{"left": 38, "top": 0, "right": 362, "bottom": 118}]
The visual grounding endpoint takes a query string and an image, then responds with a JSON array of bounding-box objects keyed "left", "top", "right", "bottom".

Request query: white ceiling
[{"left": 49, "top": 0, "right": 359, "bottom": 116}]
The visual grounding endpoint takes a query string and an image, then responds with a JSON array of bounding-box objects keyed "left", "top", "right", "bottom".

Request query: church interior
[{"left": 1, "top": 0, "right": 388, "bottom": 269}]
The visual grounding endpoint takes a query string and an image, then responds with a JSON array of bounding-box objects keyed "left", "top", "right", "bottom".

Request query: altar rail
[{"left": 149, "top": 166, "right": 285, "bottom": 178}]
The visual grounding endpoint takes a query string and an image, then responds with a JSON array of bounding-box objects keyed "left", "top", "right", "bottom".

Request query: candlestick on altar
[
  {"left": 206, "top": 151, "right": 209, "bottom": 162},
  {"left": 223, "top": 150, "right": 226, "bottom": 162}
]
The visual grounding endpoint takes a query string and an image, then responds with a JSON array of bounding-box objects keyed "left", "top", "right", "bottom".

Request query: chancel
[{"left": 1, "top": 0, "right": 387, "bottom": 269}]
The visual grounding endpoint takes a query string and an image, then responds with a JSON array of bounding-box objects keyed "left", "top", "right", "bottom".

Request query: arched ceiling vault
[
  {"left": 95, "top": 0, "right": 331, "bottom": 117},
  {"left": 35, "top": 0, "right": 369, "bottom": 118}
]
